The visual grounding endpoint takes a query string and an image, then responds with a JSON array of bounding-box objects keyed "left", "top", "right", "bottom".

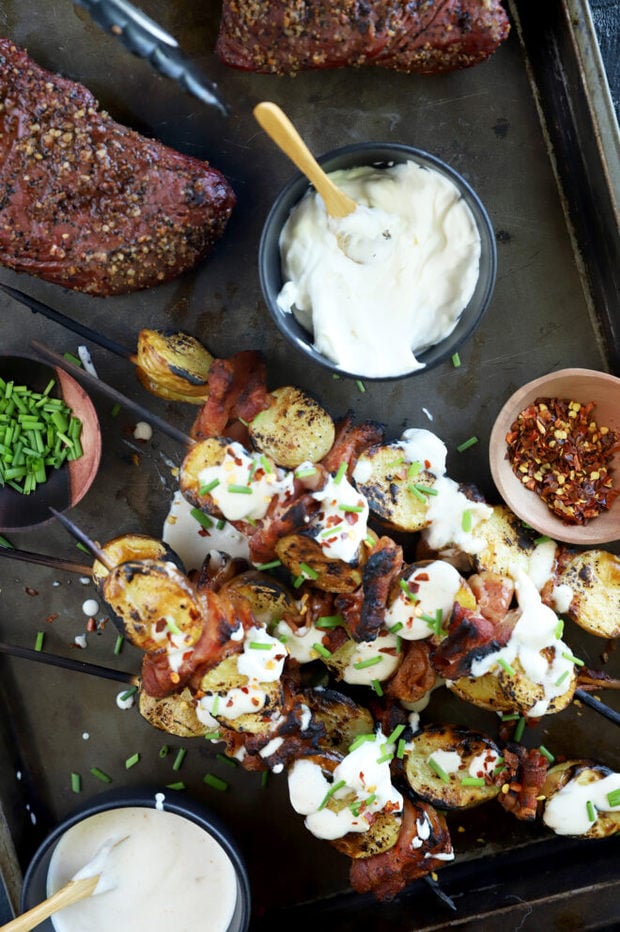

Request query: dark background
[{"left": 0, "top": 0, "right": 618, "bottom": 924}]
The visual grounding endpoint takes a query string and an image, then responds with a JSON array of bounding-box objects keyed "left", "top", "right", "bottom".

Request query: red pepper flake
[
  {"left": 45, "top": 614, "right": 59, "bottom": 624},
  {"left": 506, "top": 397, "right": 618, "bottom": 525},
  {"left": 24, "top": 587, "right": 39, "bottom": 596}
]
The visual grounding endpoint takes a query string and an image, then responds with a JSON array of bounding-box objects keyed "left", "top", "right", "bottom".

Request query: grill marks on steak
[
  {"left": 0, "top": 39, "right": 235, "bottom": 295},
  {"left": 216, "top": 0, "right": 510, "bottom": 75}
]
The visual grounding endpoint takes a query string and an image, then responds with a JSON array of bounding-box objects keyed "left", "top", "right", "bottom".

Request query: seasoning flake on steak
[
  {"left": 0, "top": 39, "right": 236, "bottom": 296},
  {"left": 216, "top": 0, "right": 510, "bottom": 75}
]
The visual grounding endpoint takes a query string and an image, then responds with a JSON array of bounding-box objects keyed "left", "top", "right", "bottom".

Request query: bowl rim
[
  {"left": 19, "top": 786, "right": 251, "bottom": 931},
  {"left": 489, "top": 366, "right": 620, "bottom": 545},
  {"left": 258, "top": 141, "right": 498, "bottom": 382}
]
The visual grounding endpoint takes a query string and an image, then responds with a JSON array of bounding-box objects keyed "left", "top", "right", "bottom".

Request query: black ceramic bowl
[
  {"left": 19, "top": 787, "right": 251, "bottom": 932},
  {"left": 259, "top": 142, "right": 497, "bottom": 381}
]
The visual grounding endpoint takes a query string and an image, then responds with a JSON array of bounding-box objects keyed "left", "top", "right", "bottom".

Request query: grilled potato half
[
  {"left": 220, "top": 570, "right": 301, "bottom": 627},
  {"left": 540, "top": 760, "right": 620, "bottom": 838},
  {"left": 92, "top": 533, "right": 180, "bottom": 588},
  {"left": 473, "top": 505, "right": 547, "bottom": 578},
  {"left": 249, "top": 385, "right": 335, "bottom": 468},
  {"left": 300, "top": 688, "right": 375, "bottom": 755},
  {"left": 554, "top": 549, "right": 620, "bottom": 638},
  {"left": 138, "top": 686, "right": 207, "bottom": 738},
  {"left": 353, "top": 442, "right": 435, "bottom": 532},
  {"left": 179, "top": 437, "right": 234, "bottom": 512},
  {"left": 198, "top": 655, "right": 284, "bottom": 735},
  {"left": 133, "top": 328, "right": 213, "bottom": 404},
  {"left": 404, "top": 724, "right": 504, "bottom": 809},
  {"left": 275, "top": 532, "right": 367, "bottom": 593}
]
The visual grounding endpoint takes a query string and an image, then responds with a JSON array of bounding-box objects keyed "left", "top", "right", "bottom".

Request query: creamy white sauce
[
  {"left": 551, "top": 583, "right": 574, "bottom": 615},
  {"left": 340, "top": 634, "right": 401, "bottom": 684},
  {"left": 277, "top": 161, "right": 481, "bottom": 378},
  {"left": 311, "top": 473, "right": 369, "bottom": 563},
  {"left": 398, "top": 428, "right": 448, "bottom": 477},
  {"left": 468, "top": 749, "right": 500, "bottom": 778},
  {"left": 82, "top": 598, "right": 99, "bottom": 617},
  {"left": 163, "top": 490, "right": 249, "bottom": 571},
  {"left": 385, "top": 560, "right": 462, "bottom": 640},
  {"left": 274, "top": 619, "right": 325, "bottom": 664},
  {"left": 46, "top": 807, "right": 238, "bottom": 932},
  {"left": 287, "top": 732, "right": 403, "bottom": 841},
  {"left": 237, "top": 626, "right": 288, "bottom": 682},
  {"left": 197, "top": 442, "right": 294, "bottom": 522},
  {"left": 470, "top": 570, "right": 575, "bottom": 716},
  {"left": 543, "top": 771, "right": 620, "bottom": 835},
  {"left": 527, "top": 539, "right": 558, "bottom": 591},
  {"left": 428, "top": 749, "right": 461, "bottom": 774}
]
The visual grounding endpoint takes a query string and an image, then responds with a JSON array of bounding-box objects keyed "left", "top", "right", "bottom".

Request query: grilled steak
[
  {"left": 0, "top": 39, "right": 235, "bottom": 296},
  {"left": 216, "top": 0, "right": 510, "bottom": 75}
]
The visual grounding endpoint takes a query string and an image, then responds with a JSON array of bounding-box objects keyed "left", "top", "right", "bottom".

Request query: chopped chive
[
  {"left": 333, "top": 461, "right": 347, "bottom": 484},
  {"left": 113, "top": 635, "right": 124, "bottom": 655},
  {"left": 165, "top": 617, "right": 183, "bottom": 636},
  {"left": 349, "top": 734, "right": 375, "bottom": 752},
  {"left": 216, "top": 753, "right": 238, "bottom": 769},
  {"left": 554, "top": 619, "right": 565, "bottom": 639},
  {"left": 353, "top": 655, "right": 382, "bottom": 670},
  {"left": 255, "top": 559, "right": 282, "bottom": 571},
  {"left": 606, "top": 788, "right": 620, "bottom": 808},
  {"left": 376, "top": 750, "right": 393, "bottom": 764},
  {"left": 408, "top": 484, "right": 427, "bottom": 503},
  {"left": 227, "top": 484, "right": 253, "bottom": 494},
  {"left": 71, "top": 772, "right": 81, "bottom": 793},
  {"left": 413, "top": 482, "right": 438, "bottom": 496},
  {"left": 497, "top": 658, "right": 516, "bottom": 676},
  {"left": 461, "top": 776, "right": 485, "bottom": 786},
  {"left": 461, "top": 509, "right": 472, "bottom": 533},
  {"left": 586, "top": 800, "right": 596, "bottom": 823},
  {"left": 428, "top": 757, "right": 450, "bottom": 783},
  {"left": 110, "top": 402, "right": 121, "bottom": 417},
  {"left": 312, "top": 642, "right": 332, "bottom": 660},
  {"left": 555, "top": 670, "right": 570, "bottom": 687},
  {"left": 371, "top": 679, "right": 383, "bottom": 696},
  {"left": 190, "top": 507, "right": 213, "bottom": 530},
  {"left": 202, "top": 773, "right": 228, "bottom": 793},
  {"left": 216, "top": 518, "right": 226, "bottom": 530},
  {"left": 407, "top": 461, "right": 422, "bottom": 478},
  {"left": 295, "top": 465, "right": 317, "bottom": 477},
  {"left": 386, "top": 456, "right": 404, "bottom": 469},
  {"left": 90, "top": 767, "right": 112, "bottom": 783},
  {"left": 538, "top": 745, "right": 555, "bottom": 764},
  {"left": 318, "top": 779, "right": 346, "bottom": 810},
  {"left": 211, "top": 695, "right": 220, "bottom": 715},
  {"left": 561, "top": 651, "right": 584, "bottom": 666},
  {"left": 356, "top": 380, "right": 366, "bottom": 393},
  {"left": 501, "top": 713, "right": 520, "bottom": 722},
  {"left": 203, "top": 731, "right": 221, "bottom": 742},
  {"left": 0, "top": 535, "right": 13, "bottom": 549},
  {"left": 76, "top": 542, "right": 90, "bottom": 554},
  {"left": 125, "top": 752, "right": 140, "bottom": 769},
  {"left": 396, "top": 738, "right": 407, "bottom": 759},
  {"left": 514, "top": 716, "right": 526, "bottom": 742},
  {"left": 260, "top": 771, "right": 269, "bottom": 789},
  {"left": 34, "top": 631, "right": 44, "bottom": 652},
  {"left": 338, "top": 503, "right": 364, "bottom": 513},
  {"left": 249, "top": 641, "right": 273, "bottom": 650},
  {"left": 399, "top": 578, "right": 418, "bottom": 601},
  {"left": 387, "top": 724, "right": 405, "bottom": 745},
  {"left": 389, "top": 622, "right": 404, "bottom": 635},
  {"left": 534, "top": 535, "right": 551, "bottom": 545},
  {"left": 172, "top": 748, "right": 187, "bottom": 771},
  {"left": 159, "top": 745, "right": 170, "bottom": 758},
  {"left": 456, "top": 436, "right": 479, "bottom": 452},
  {"left": 316, "top": 615, "right": 344, "bottom": 629},
  {"left": 395, "top": 635, "right": 402, "bottom": 654},
  {"left": 199, "top": 478, "right": 220, "bottom": 494},
  {"left": 451, "top": 352, "right": 461, "bottom": 368},
  {"left": 299, "top": 562, "right": 319, "bottom": 580},
  {"left": 260, "top": 455, "right": 273, "bottom": 474},
  {"left": 63, "top": 352, "right": 81, "bottom": 366},
  {"left": 119, "top": 685, "right": 138, "bottom": 702},
  {"left": 166, "top": 782, "right": 186, "bottom": 791}
]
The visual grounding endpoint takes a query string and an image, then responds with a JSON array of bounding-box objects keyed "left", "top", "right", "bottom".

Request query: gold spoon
[
  {"left": 1, "top": 836, "right": 128, "bottom": 931},
  {"left": 253, "top": 101, "right": 357, "bottom": 218}
]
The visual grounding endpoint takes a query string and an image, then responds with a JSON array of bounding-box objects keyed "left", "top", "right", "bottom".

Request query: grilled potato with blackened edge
[
  {"left": 133, "top": 329, "right": 213, "bottom": 403},
  {"left": 138, "top": 686, "right": 208, "bottom": 738},
  {"left": 249, "top": 385, "right": 335, "bottom": 468},
  {"left": 300, "top": 688, "right": 375, "bottom": 755},
  {"left": 554, "top": 549, "right": 620, "bottom": 638},
  {"left": 179, "top": 437, "right": 234, "bottom": 512},
  {"left": 473, "top": 505, "right": 555, "bottom": 578},
  {"left": 92, "top": 533, "right": 181, "bottom": 588},
  {"left": 198, "top": 655, "right": 285, "bottom": 735},
  {"left": 221, "top": 570, "right": 301, "bottom": 627},
  {"left": 540, "top": 760, "right": 620, "bottom": 838},
  {"left": 322, "top": 634, "right": 402, "bottom": 685},
  {"left": 448, "top": 651, "right": 577, "bottom": 716},
  {"left": 102, "top": 560, "right": 205, "bottom": 652},
  {"left": 404, "top": 724, "right": 505, "bottom": 809},
  {"left": 275, "top": 532, "right": 367, "bottom": 593},
  {"left": 352, "top": 442, "right": 435, "bottom": 532}
]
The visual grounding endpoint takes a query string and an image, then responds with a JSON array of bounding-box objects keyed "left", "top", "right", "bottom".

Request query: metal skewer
[
  {"left": 574, "top": 688, "right": 620, "bottom": 727},
  {"left": 49, "top": 507, "right": 113, "bottom": 570},
  {"left": 0, "top": 546, "right": 92, "bottom": 576},
  {"left": 31, "top": 340, "right": 194, "bottom": 448},
  {"left": 0, "top": 640, "right": 137, "bottom": 685}
]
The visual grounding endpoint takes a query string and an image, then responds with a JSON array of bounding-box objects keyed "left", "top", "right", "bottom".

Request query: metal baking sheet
[{"left": 0, "top": 0, "right": 618, "bottom": 926}]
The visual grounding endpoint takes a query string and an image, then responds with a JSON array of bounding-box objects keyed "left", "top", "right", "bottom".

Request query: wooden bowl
[
  {"left": 489, "top": 368, "right": 620, "bottom": 546},
  {"left": 0, "top": 355, "right": 101, "bottom": 532}
]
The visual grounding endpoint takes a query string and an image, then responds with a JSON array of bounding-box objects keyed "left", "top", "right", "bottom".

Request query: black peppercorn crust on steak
[
  {"left": 0, "top": 39, "right": 236, "bottom": 296},
  {"left": 216, "top": 0, "right": 510, "bottom": 75}
]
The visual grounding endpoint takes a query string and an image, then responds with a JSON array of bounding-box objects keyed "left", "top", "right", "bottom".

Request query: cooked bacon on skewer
[
  {"left": 190, "top": 350, "right": 271, "bottom": 440},
  {"left": 430, "top": 603, "right": 518, "bottom": 680}
]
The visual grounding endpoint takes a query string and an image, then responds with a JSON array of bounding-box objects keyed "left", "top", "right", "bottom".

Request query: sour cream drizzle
[
  {"left": 543, "top": 771, "right": 620, "bottom": 835},
  {"left": 385, "top": 560, "right": 462, "bottom": 640},
  {"left": 311, "top": 472, "right": 369, "bottom": 563},
  {"left": 197, "top": 442, "right": 294, "bottom": 522}
]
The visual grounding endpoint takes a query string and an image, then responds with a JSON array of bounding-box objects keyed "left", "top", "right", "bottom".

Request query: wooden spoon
[{"left": 253, "top": 101, "right": 357, "bottom": 218}]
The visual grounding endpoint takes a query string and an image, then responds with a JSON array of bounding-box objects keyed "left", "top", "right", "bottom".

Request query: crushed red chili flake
[{"left": 506, "top": 397, "right": 619, "bottom": 525}]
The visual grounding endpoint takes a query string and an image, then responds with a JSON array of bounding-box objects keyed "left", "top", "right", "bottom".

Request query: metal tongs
[{"left": 73, "top": 0, "right": 229, "bottom": 115}]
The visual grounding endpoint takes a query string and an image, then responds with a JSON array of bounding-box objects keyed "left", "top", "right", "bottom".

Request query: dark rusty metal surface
[{"left": 0, "top": 0, "right": 618, "bottom": 927}]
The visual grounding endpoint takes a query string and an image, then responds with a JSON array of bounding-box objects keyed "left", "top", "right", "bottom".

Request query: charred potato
[
  {"left": 275, "top": 532, "right": 366, "bottom": 593},
  {"left": 404, "top": 724, "right": 504, "bottom": 809},
  {"left": 92, "top": 533, "right": 180, "bottom": 588},
  {"left": 198, "top": 655, "right": 284, "bottom": 735},
  {"left": 221, "top": 570, "right": 301, "bottom": 627},
  {"left": 322, "top": 634, "right": 402, "bottom": 685},
  {"left": 249, "top": 385, "right": 335, "bottom": 468},
  {"left": 541, "top": 760, "right": 620, "bottom": 838},
  {"left": 473, "top": 505, "right": 554, "bottom": 579},
  {"left": 102, "top": 559, "right": 205, "bottom": 652},
  {"left": 353, "top": 442, "right": 435, "bottom": 532},
  {"left": 138, "top": 686, "right": 207, "bottom": 738},
  {"left": 179, "top": 437, "right": 234, "bottom": 512},
  {"left": 133, "top": 329, "right": 213, "bottom": 404},
  {"left": 300, "top": 688, "right": 375, "bottom": 755},
  {"left": 554, "top": 549, "right": 620, "bottom": 638}
]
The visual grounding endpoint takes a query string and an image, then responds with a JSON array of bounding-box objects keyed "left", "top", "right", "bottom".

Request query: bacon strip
[
  {"left": 430, "top": 603, "right": 517, "bottom": 679},
  {"left": 321, "top": 414, "right": 385, "bottom": 477},
  {"left": 336, "top": 537, "right": 403, "bottom": 642},
  {"left": 386, "top": 640, "right": 436, "bottom": 704},
  {"left": 190, "top": 351, "right": 270, "bottom": 440},
  {"left": 498, "top": 747, "right": 549, "bottom": 821},
  {"left": 246, "top": 490, "right": 321, "bottom": 565}
]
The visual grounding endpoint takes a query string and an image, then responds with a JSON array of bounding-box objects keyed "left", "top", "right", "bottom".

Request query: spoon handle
[
  {"left": 0, "top": 875, "right": 99, "bottom": 931},
  {"left": 253, "top": 102, "right": 357, "bottom": 218}
]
